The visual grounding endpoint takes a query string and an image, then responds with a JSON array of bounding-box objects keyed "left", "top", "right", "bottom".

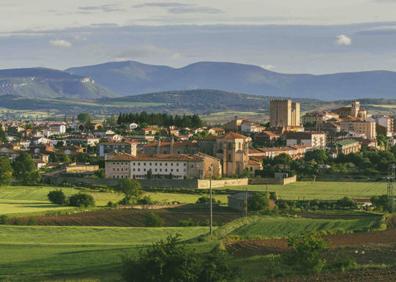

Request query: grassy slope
[
  {"left": 0, "top": 225, "right": 212, "bottom": 281},
  {"left": 223, "top": 181, "right": 387, "bottom": 200}
]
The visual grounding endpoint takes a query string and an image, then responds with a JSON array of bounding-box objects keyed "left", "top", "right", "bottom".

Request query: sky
[{"left": 2, "top": 0, "right": 396, "bottom": 73}]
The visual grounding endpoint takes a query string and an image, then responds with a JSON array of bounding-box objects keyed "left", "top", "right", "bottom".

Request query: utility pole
[
  {"left": 387, "top": 164, "right": 396, "bottom": 212},
  {"left": 209, "top": 164, "right": 213, "bottom": 236},
  {"left": 244, "top": 186, "right": 248, "bottom": 218}
]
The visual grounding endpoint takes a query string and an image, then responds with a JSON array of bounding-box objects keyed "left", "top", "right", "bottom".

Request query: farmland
[
  {"left": 0, "top": 185, "right": 227, "bottom": 216},
  {"left": 228, "top": 216, "right": 381, "bottom": 239},
  {"left": 0, "top": 183, "right": 395, "bottom": 281},
  {"left": 223, "top": 181, "right": 387, "bottom": 200}
]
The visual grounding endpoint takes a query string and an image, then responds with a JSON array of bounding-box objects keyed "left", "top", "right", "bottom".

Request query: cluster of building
[{"left": 1, "top": 99, "right": 395, "bottom": 181}]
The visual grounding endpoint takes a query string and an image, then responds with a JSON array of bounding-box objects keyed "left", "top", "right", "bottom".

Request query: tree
[
  {"left": 12, "top": 152, "right": 40, "bottom": 184},
  {"left": 248, "top": 192, "right": 270, "bottom": 211},
  {"left": 77, "top": 113, "right": 91, "bottom": 127},
  {"left": 69, "top": 193, "right": 95, "bottom": 207},
  {"left": 122, "top": 235, "right": 238, "bottom": 282},
  {"left": 115, "top": 179, "right": 142, "bottom": 204},
  {"left": 284, "top": 233, "right": 328, "bottom": 274},
  {"left": 304, "top": 150, "right": 328, "bottom": 164},
  {"left": 371, "top": 195, "right": 394, "bottom": 212},
  {"left": 47, "top": 190, "right": 67, "bottom": 205},
  {"left": 144, "top": 212, "right": 163, "bottom": 227},
  {"left": 0, "top": 127, "right": 7, "bottom": 143},
  {"left": 0, "top": 157, "right": 13, "bottom": 185}
]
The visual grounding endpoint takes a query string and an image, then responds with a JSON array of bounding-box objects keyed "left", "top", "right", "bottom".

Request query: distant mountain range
[
  {"left": 67, "top": 61, "right": 396, "bottom": 100},
  {"left": 1, "top": 61, "right": 396, "bottom": 101},
  {"left": 0, "top": 68, "right": 115, "bottom": 99}
]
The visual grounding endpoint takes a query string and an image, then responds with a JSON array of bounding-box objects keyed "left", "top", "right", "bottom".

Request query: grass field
[
  {"left": 0, "top": 225, "right": 213, "bottom": 281},
  {"left": 0, "top": 186, "right": 227, "bottom": 215},
  {"left": 0, "top": 225, "right": 208, "bottom": 246},
  {"left": 223, "top": 181, "right": 387, "bottom": 200}
]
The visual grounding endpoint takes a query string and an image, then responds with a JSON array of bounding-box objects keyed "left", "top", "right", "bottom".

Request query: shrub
[
  {"left": 122, "top": 235, "right": 238, "bottom": 282},
  {"left": 178, "top": 218, "right": 196, "bottom": 227},
  {"left": 283, "top": 233, "right": 328, "bottom": 274},
  {"left": 137, "top": 195, "right": 155, "bottom": 205},
  {"left": 0, "top": 215, "right": 8, "bottom": 224},
  {"left": 106, "top": 201, "right": 118, "bottom": 208},
  {"left": 144, "top": 212, "right": 163, "bottom": 227},
  {"left": 69, "top": 193, "right": 95, "bottom": 207},
  {"left": 196, "top": 196, "right": 216, "bottom": 204},
  {"left": 47, "top": 190, "right": 67, "bottom": 205},
  {"left": 331, "top": 256, "right": 357, "bottom": 272},
  {"left": 248, "top": 192, "right": 270, "bottom": 211}
]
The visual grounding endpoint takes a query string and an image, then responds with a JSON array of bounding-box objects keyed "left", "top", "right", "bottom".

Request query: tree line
[{"left": 117, "top": 112, "right": 203, "bottom": 128}]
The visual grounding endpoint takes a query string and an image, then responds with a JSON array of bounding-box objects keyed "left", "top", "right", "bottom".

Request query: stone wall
[
  {"left": 249, "top": 175, "right": 297, "bottom": 185},
  {"left": 197, "top": 178, "right": 249, "bottom": 189},
  {"left": 45, "top": 175, "right": 248, "bottom": 189}
]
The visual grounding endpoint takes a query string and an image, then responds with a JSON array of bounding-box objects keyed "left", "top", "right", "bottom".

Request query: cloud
[
  {"left": 373, "top": 0, "right": 396, "bottom": 3},
  {"left": 78, "top": 4, "right": 122, "bottom": 13},
  {"left": 261, "top": 64, "right": 275, "bottom": 70},
  {"left": 49, "top": 39, "right": 72, "bottom": 48},
  {"left": 133, "top": 2, "right": 222, "bottom": 14},
  {"left": 336, "top": 34, "right": 352, "bottom": 46}
]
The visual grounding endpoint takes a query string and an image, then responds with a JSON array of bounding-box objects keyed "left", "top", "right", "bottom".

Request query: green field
[
  {"left": 0, "top": 225, "right": 208, "bottom": 246},
  {"left": 229, "top": 216, "right": 379, "bottom": 239},
  {"left": 0, "top": 186, "right": 227, "bottom": 215},
  {"left": 0, "top": 225, "right": 212, "bottom": 281},
  {"left": 223, "top": 181, "right": 387, "bottom": 200}
]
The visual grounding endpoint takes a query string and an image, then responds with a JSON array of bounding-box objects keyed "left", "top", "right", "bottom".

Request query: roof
[
  {"left": 106, "top": 153, "right": 203, "bottom": 162},
  {"left": 335, "top": 139, "right": 360, "bottom": 146},
  {"left": 219, "top": 132, "right": 249, "bottom": 140},
  {"left": 285, "top": 131, "right": 325, "bottom": 139}
]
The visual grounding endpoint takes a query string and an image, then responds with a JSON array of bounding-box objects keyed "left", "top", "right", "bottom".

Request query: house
[
  {"left": 332, "top": 139, "right": 361, "bottom": 156},
  {"left": 285, "top": 131, "right": 326, "bottom": 149},
  {"left": 240, "top": 121, "right": 265, "bottom": 134},
  {"left": 340, "top": 120, "right": 376, "bottom": 140},
  {"left": 105, "top": 153, "right": 222, "bottom": 180},
  {"left": 98, "top": 141, "right": 138, "bottom": 158},
  {"left": 208, "top": 127, "right": 225, "bottom": 136}
]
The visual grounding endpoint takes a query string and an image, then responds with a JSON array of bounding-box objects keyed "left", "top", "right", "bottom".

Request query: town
[
  {"left": 1, "top": 98, "right": 396, "bottom": 280},
  {"left": 1, "top": 99, "right": 394, "bottom": 185}
]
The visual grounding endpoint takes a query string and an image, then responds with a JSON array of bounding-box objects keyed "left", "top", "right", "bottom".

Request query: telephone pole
[
  {"left": 387, "top": 164, "right": 395, "bottom": 212},
  {"left": 209, "top": 164, "right": 213, "bottom": 236}
]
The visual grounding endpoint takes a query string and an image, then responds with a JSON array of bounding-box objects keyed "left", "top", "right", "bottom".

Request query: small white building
[{"left": 285, "top": 131, "right": 326, "bottom": 149}]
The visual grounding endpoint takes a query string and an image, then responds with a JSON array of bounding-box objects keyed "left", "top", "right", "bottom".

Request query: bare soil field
[
  {"left": 14, "top": 205, "right": 241, "bottom": 227},
  {"left": 227, "top": 218, "right": 396, "bottom": 257}
]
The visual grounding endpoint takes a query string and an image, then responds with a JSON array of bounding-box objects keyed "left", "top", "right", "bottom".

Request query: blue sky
[{"left": 2, "top": 1, "right": 396, "bottom": 73}]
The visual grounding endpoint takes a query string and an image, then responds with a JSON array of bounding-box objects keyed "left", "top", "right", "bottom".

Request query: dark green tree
[
  {"left": 69, "top": 193, "right": 95, "bottom": 207},
  {"left": 0, "top": 157, "right": 13, "bottom": 185},
  {"left": 115, "top": 179, "right": 142, "bottom": 204},
  {"left": 284, "top": 233, "right": 328, "bottom": 274},
  {"left": 248, "top": 192, "right": 270, "bottom": 211},
  {"left": 47, "top": 190, "right": 67, "bottom": 205},
  {"left": 12, "top": 152, "right": 40, "bottom": 184}
]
